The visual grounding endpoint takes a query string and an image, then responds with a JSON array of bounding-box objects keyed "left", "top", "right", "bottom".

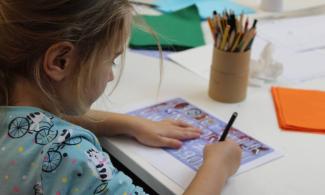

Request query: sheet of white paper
[
  {"left": 258, "top": 15, "right": 325, "bottom": 52},
  {"left": 133, "top": 147, "right": 196, "bottom": 188},
  {"left": 168, "top": 44, "right": 213, "bottom": 80},
  {"left": 278, "top": 51, "right": 325, "bottom": 82},
  {"left": 168, "top": 37, "right": 267, "bottom": 73},
  {"left": 134, "top": 145, "right": 283, "bottom": 189},
  {"left": 168, "top": 38, "right": 325, "bottom": 83},
  {"left": 168, "top": 36, "right": 283, "bottom": 79},
  {"left": 135, "top": 143, "right": 283, "bottom": 189}
]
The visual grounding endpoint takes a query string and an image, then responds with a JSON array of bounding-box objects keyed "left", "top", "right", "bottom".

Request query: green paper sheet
[{"left": 129, "top": 5, "right": 205, "bottom": 51}]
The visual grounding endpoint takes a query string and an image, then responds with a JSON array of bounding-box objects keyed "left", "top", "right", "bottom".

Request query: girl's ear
[{"left": 43, "top": 42, "right": 76, "bottom": 81}]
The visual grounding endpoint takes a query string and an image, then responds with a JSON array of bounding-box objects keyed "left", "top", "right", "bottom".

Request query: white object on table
[{"left": 250, "top": 43, "right": 283, "bottom": 81}]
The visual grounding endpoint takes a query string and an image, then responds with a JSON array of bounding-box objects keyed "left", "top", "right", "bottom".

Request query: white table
[
  {"left": 93, "top": 50, "right": 325, "bottom": 195},
  {"left": 93, "top": 1, "right": 325, "bottom": 194}
]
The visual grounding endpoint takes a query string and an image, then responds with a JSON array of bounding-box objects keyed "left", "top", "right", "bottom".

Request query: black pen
[{"left": 219, "top": 112, "right": 238, "bottom": 141}]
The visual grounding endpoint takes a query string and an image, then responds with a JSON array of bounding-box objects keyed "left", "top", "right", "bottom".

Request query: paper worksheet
[{"left": 128, "top": 98, "right": 282, "bottom": 189}]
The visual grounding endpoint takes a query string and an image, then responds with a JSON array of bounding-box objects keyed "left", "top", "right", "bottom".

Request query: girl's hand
[
  {"left": 203, "top": 140, "right": 242, "bottom": 177},
  {"left": 129, "top": 117, "right": 201, "bottom": 149},
  {"left": 183, "top": 140, "right": 241, "bottom": 195}
]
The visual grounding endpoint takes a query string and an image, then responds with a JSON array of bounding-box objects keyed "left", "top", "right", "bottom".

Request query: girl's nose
[{"left": 107, "top": 70, "right": 114, "bottom": 83}]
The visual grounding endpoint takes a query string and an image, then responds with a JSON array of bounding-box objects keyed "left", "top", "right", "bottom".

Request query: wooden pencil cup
[{"left": 208, "top": 48, "right": 251, "bottom": 103}]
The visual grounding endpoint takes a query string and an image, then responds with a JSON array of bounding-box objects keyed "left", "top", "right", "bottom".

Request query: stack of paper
[
  {"left": 129, "top": 6, "right": 205, "bottom": 51},
  {"left": 272, "top": 87, "right": 325, "bottom": 133}
]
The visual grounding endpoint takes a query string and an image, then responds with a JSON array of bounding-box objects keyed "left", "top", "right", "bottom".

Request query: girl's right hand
[
  {"left": 203, "top": 140, "right": 242, "bottom": 177},
  {"left": 184, "top": 140, "right": 242, "bottom": 195}
]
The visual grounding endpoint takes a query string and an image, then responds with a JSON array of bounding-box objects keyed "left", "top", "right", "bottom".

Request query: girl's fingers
[
  {"left": 183, "top": 126, "right": 202, "bottom": 133},
  {"left": 170, "top": 120, "right": 192, "bottom": 127},
  {"left": 167, "top": 120, "right": 202, "bottom": 133},
  {"left": 164, "top": 129, "right": 201, "bottom": 140},
  {"left": 159, "top": 137, "right": 182, "bottom": 148}
]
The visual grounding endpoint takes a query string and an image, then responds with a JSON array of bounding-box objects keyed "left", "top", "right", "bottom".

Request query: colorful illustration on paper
[{"left": 128, "top": 98, "right": 273, "bottom": 171}]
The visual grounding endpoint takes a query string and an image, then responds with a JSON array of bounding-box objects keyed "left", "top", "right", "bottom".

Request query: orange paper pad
[{"left": 271, "top": 86, "right": 325, "bottom": 133}]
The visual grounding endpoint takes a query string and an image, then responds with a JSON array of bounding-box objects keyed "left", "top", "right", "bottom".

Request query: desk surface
[
  {"left": 93, "top": 1, "right": 325, "bottom": 194},
  {"left": 95, "top": 50, "right": 325, "bottom": 195}
]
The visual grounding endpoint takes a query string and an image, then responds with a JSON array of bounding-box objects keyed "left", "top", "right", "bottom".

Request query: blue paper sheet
[
  {"left": 155, "top": 0, "right": 255, "bottom": 19},
  {"left": 196, "top": 0, "right": 255, "bottom": 18},
  {"left": 155, "top": 0, "right": 197, "bottom": 12}
]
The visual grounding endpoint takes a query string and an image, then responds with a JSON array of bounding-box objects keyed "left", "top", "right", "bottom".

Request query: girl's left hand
[{"left": 129, "top": 117, "right": 201, "bottom": 149}]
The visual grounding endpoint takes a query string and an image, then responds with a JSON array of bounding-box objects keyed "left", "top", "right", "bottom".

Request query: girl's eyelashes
[
  {"left": 112, "top": 59, "right": 118, "bottom": 66},
  {"left": 103, "top": 58, "right": 117, "bottom": 66},
  {"left": 112, "top": 56, "right": 121, "bottom": 66},
  {"left": 103, "top": 53, "right": 121, "bottom": 66}
]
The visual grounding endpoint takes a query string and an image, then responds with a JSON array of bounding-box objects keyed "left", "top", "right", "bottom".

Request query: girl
[{"left": 0, "top": 0, "right": 241, "bottom": 194}]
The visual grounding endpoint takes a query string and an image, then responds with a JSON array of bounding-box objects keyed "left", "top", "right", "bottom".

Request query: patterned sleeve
[{"left": 40, "top": 129, "right": 148, "bottom": 195}]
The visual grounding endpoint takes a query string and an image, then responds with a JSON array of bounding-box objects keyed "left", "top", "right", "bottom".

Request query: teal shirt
[{"left": 0, "top": 106, "right": 148, "bottom": 195}]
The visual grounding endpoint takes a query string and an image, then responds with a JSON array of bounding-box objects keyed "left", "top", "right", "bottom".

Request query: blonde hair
[{"left": 0, "top": 0, "right": 133, "bottom": 114}]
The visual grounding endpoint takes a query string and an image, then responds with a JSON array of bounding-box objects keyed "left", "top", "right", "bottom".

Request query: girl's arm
[
  {"left": 65, "top": 110, "right": 144, "bottom": 137},
  {"left": 64, "top": 110, "right": 201, "bottom": 148}
]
